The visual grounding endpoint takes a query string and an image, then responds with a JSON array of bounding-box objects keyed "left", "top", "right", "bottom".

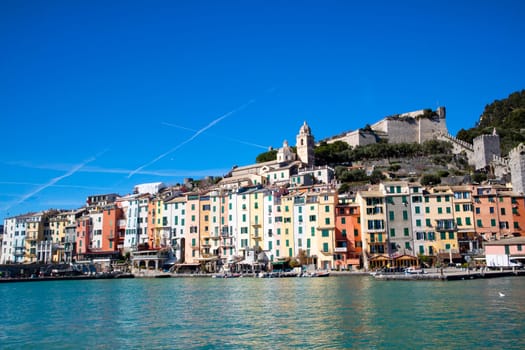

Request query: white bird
[{"left": 499, "top": 292, "right": 505, "bottom": 297}]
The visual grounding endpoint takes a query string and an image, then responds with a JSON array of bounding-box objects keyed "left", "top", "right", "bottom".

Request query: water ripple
[{"left": 1, "top": 276, "right": 525, "bottom": 349}]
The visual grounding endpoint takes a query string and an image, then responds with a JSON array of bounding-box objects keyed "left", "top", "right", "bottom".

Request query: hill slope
[{"left": 456, "top": 90, "right": 525, "bottom": 155}]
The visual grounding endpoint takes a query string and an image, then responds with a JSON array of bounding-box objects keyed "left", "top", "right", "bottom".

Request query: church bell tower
[{"left": 296, "top": 121, "right": 315, "bottom": 167}]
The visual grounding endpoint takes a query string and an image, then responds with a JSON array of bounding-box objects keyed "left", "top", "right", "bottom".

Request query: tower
[
  {"left": 296, "top": 121, "right": 315, "bottom": 167},
  {"left": 473, "top": 128, "right": 501, "bottom": 170},
  {"left": 510, "top": 143, "right": 525, "bottom": 194}
]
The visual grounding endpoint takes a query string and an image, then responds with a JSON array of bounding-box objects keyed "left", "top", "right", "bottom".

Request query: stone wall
[
  {"left": 473, "top": 133, "right": 501, "bottom": 170},
  {"left": 322, "top": 107, "right": 448, "bottom": 147},
  {"left": 509, "top": 144, "right": 525, "bottom": 194}
]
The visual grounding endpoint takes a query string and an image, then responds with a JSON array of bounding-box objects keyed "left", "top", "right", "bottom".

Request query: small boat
[{"left": 310, "top": 271, "right": 330, "bottom": 277}]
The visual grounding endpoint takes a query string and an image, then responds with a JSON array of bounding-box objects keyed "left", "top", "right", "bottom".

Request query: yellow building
[
  {"left": 357, "top": 189, "right": 387, "bottom": 270},
  {"left": 316, "top": 189, "right": 336, "bottom": 270},
  {"left": 249, "top": 188, "right": 265, "bottom": 251},
  {"left": 185, "top": 193, "right": 201, "bottom": 263},
  {"left": 451, "top": 185, "right": 478, "bottom": 255},
  {"left": 424, "top": 186, "right": 460, "bottom": 265}
]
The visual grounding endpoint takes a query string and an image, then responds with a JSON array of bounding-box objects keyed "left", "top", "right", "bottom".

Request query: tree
[
  {"left": 256, "top": 149, "right": 277, "bottom": 163},
  {"left": 456, "top": 90, "right": 525, "bottom": 155},
  {"left": 420, "top": 174, "right": 441, "bottom": 186}
]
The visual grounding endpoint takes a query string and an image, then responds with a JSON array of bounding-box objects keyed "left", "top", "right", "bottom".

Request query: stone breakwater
[{"left": 372, "top": 268, "right": 525, "bottom": 281}]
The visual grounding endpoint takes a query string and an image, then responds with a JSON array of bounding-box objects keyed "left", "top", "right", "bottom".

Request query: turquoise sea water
[{"left": 1, "top": 276, "right": 524, "bottom": 349}]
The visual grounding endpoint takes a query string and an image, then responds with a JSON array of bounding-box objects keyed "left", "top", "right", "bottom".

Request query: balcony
[
  {"left": 251, "top": 234, "right": 262, "bottom": 241},
  {"left": 435, "top": 224, "right": 457, "bottom": 232}
]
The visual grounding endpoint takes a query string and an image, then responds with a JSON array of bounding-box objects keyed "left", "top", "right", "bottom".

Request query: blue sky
[{"left": 1, "top": 0, "right": 524, "bottom": 221}]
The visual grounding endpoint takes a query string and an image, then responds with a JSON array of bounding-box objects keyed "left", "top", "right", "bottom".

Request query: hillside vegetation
[{"left": 456, "top": 90, "right": 525, "bottom": 155}]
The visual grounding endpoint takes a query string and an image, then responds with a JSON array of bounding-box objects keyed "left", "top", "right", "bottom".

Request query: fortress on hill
[
  {"left": 322, "top": 107, "right": 448, "bottom": 147},
  {"left": 320, "top": 106, "right": 525, "bottom": 194}
]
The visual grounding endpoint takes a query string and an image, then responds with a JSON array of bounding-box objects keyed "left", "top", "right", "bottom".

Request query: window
[
  {"left": 389, "top": 211, "right": 395, "bottom": 221},
  {"left": 404, "top": 228, "right": 409, "bottom": 236},
  {"left": 475, "top": 207, "right": 480, "bottom": 214},
  {"left": 491, "top": 219, "right": 496, "bottom": 227},
  {"left": 415, "top": 206, "right": 420, "bottom": 214},
  {"left": 448, "top": 232, "right": 454, "bottom": 239},
  {"left": 466, "top": 217, "right": 471, "bottom": 225},
  {"left": 403, "top": 211, "right": 408, "bottom": 220},
  {"left": 341, "top": 217, "right": 346, "bottom": 224},
  {"left": 490, "top": 207, "right": 495, "bottom": 214},
  {"left": 455, "top": 204, "right": 460, "bottom": 212},
  {"left": 425, "top": 207, "right": 430, "bottom": 214},
  {"left": 354, "top": 229, "right": 358, "bottom": 237},
  {"left": 325, "top": 206, "right": 330, "bottom": 213},
  {"left": 456, "top": 218, "right": 462, "bottom": 226},
  {"left": 311, "top": 227, "right": 315, "bottom": 236},
  {"left": 309, "top": 215, "right": 316, "bottom": 222},
  {"left": 323, "top": 243, "right": 329, "bottom": 252},
  {"left": 438, "top": 208, "right": 443, "bottom": 214},
  {"left": 322, "top": 229, "right": 329, "bottom": 237},
  {"left": 416, "top": 219, "right": 422, "bottom": 227},
  {"left": 501, "top": 208, "right": 506, "bottom": 215},
  {"left": 426, "top": 219, "right": 431, "bottom": 227},
  {"left": 325, "top": 218, "right": 330, "bottom": 225},
  {"left": 342, "top": 229, "right": 347, "bottom": 237},
  {"left": 390, "top": 228, "right": 395, "bottom": 237},
  {"left": 477, "top": 219, "right": 483, "bottom": 227},
  {"left": 440, "top": 232, "right": 446, "bottom": 240},
  {"left": 405, "top": 242, "right": 410, "bottom": 249}
]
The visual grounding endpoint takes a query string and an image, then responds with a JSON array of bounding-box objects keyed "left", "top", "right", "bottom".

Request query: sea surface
[{"left": 1, "top": 275, "right": 524, "bottom": 349}]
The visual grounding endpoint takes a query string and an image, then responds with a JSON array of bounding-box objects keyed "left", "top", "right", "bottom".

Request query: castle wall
[
  {"left": 510, "top": 144, "right": 525, "bottom": 194},
  {"left": 326, "top": 130, "right": 377, "bottom": 148},
  {"left": 417, "top": 114, "right": 448, "bottom": 143},
  {"left": 375, "top": 118, "right": 419, "bottom": 144},
  {"left": 322, "top": 107, "right": 448, "bottom": 146}
]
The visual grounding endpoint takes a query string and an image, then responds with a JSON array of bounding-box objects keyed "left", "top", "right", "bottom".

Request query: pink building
[{"left": 484, "top": 237, "right": 525, "bottom": 267}]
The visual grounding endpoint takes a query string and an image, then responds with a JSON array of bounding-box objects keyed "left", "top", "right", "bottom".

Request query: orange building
[
  {"left": 102, "top": 205, "right": 123, "bottom": 253},
  {"left": 512, "top": 194, "right": 525, "bottom": 237},
  {"left": 334, "top": 195, "right": 362, "bottom": 269},
  {"left": 75, "top": 215, "right": 91, "bottom": 259}
]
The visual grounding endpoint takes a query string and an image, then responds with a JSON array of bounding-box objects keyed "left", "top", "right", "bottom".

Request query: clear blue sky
[{"left": 1, "top": 0, "right": 524, "bottom": 221}]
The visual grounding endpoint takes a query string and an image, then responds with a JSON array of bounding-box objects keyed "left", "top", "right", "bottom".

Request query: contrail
[
  {"left": 162, "top": 122, "right": 268, "bottom": 150},
  {"left": 4, "top": 150, "right": 106, "bottom": 211},
  {"left": 128, "top": 99, "right": 256, "bottom": 178}
]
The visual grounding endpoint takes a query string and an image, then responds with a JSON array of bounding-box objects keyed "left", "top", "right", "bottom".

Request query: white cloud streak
[
  {"left": 4, "top": 151, "right": 105, "bottom": 211},
  {"left": 161, "top": 122, "right": 269, "bottom": 150},
  {"left": 4, "top": 162, "right": 230, "bottom": 178},
  {"left": 127, "top": 99, "right": 256, "bottom": 178}
]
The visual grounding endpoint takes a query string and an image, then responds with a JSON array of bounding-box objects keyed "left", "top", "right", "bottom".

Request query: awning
[{"left": 395, "top": 255, "right": 418, "bottom": 261}]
